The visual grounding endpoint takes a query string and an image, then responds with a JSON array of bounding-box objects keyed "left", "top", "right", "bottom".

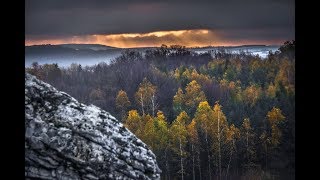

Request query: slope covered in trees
[{"left": 26, "top": 41, "right": 295, "bottom": 179}]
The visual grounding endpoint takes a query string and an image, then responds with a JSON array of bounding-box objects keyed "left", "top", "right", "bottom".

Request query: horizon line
[{"left": 25, "top": 43, "right": 283, "bottom": 49}]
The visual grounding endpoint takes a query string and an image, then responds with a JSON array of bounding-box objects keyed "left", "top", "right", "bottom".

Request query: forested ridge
[{"left": 26, "top": 41, "right": 295, "bottom": 179}]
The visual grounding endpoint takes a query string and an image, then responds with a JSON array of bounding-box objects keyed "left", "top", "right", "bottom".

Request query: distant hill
[
  {"left": 26, "top": 44, "right": 118, "bottom": 52},
  {"left": 25, "top": 44, "right": 125, "bottom": 67},
  {"left": 60, "top": 44, "right": 118, "bottom": 51},
  {"left": 25, "top": 44, "right": 158, "bottom": 67}
]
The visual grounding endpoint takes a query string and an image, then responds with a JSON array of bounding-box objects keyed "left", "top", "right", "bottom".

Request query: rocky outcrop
[{"left": 25, "top": 73, "right": 161, "bottom": 179}]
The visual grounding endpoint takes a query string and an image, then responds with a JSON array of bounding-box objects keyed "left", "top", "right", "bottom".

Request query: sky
[{"left": 25, "top": 0, "right": 295, "bottom": 48}]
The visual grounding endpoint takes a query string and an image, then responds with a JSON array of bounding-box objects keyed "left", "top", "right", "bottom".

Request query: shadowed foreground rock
[{"left": 25, "top": 73, "right": 161, "bottom": 179}]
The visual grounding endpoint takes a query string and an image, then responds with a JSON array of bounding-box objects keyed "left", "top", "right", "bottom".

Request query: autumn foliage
[{"left": 26, "top": 41, "right": 295, "bottom": 179}]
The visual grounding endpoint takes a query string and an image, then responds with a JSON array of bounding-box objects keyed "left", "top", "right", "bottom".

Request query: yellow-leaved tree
[
  {"left": 243, "top": 85, "right": 262, "bottom": 107},
  {"left": 124, "top": 110, "right": 142, "bottom": 137},
  {"left": 173, "top": 80, "right": 207, "bottom": 116},
  {"left": 153, "top": 111, "right": 171, "bottom": 179},
  {"left": 211, "top": 101, "right": 228, "bottom": 180},
  {"left": 135, "top": 78, "right": 157, "bottom": 116},
  {"left": 116, "top": 90, "right": 131, "bottom": 121},
  {"left": 193, "top": 101, "right": 213, "bottom": 179},
  {"left": 184, "top": 80, "right": 207, "bottom": 112},
  {"left": 240, "top": 118, "right": 256, "bottom": 171},
  {"left": 170, "top": 111, "right": 188, "bottom": 180},
  {"left": 187, "top": 119, "right": 201, "bottom": 180},
  {"left": 142, "top": 114, "right": 156, "bottom": 150},
  {"left": 266, "top": 83, "right": 277, "bottom": 99},
  {"left": 267, "top": 107, "right": 285, "bottom": 147},
  {"left": 260, "top": 107, "right": 285, "bottom": 173},
  {"left": 225, "top": 124, "right": 240, "bottom": 178},
  {"left": 173, "top": 87, "right": 185, "bottom": 115}
]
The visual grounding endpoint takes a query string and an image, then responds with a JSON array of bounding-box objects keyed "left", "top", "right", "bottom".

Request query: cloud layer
[
  {"left": 26, "top": 29, "right": 287, "bottom": 47},
  {"left": 25, "top": 0, "right": 295, "bottom": 46}
]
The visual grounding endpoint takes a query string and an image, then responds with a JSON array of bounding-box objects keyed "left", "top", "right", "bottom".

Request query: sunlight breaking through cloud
[
  {"left": 25, "top": 29, "right": 283, "bottom": 47},
  {"left": 25, "top": 29, "right": 222, "bottom": 48}
]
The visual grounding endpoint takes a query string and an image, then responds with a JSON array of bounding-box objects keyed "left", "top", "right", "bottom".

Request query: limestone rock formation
[{"left": 25, "top": 73, "right": 161, "bottom": 179}]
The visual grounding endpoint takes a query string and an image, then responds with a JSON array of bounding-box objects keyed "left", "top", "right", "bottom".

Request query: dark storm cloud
[{"left": 26, "top": 0, "right": 294, "bottom": 43}]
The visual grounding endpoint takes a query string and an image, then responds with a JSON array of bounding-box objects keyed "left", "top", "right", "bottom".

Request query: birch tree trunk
[
  {"left": 226, "top": 140, "right": 234, "bottom": 179},
  {"left": 179, "top": 138, "right": 184, "bottom": 180},
  {"left": 205, "top": 130, "right": 212, "bottom": 180},
  {"left": 217, "top": 111, "right": 222, "bottom": 180},
  {"left": 198, "top": 152, "right": 202, "bottom": 180},
  {"left": 140, "top": 93, "right": 144, "bottom": 116},
  {"left": 151, "top": 94, "right": 155, "bottom": 117},
  {"left": 246, "top": 130, "right": 249, "bottom": 165},
  {"left": 192, "top": 144, "right": 195, "bottom": 180}
]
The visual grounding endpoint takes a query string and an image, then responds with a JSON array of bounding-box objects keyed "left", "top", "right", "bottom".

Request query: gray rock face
[{"left": 25, "top": 73, "right": 161, "bottom": 180}]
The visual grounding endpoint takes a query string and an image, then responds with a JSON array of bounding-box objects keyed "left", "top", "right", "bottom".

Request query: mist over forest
[{"left": 25, "top": 44, "right": 280, "bottom": 67}]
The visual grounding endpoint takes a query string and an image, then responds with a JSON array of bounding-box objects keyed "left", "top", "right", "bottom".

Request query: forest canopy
[{"left": 26, "top": 40, "right": 295, "bottom": 179}]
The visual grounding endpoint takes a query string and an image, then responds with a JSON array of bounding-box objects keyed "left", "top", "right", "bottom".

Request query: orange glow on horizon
[{"left": 25, "top": 29, "right": 282, "bottom": 48}]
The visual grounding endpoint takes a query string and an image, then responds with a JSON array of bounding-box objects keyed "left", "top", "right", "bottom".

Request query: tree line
[{"left": 26, "top": 41, "right": 295, "bottom": 179}]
